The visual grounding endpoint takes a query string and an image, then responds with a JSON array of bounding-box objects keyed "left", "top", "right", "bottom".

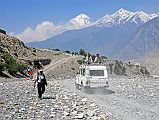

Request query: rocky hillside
[
  {"left": 0, "top": 31, "right": 69, "bottom": 76},
  {"left": 132, "top": 49, "right": 159, "bottom": 75},
  {"left": 47, "top": 56, "right": 150, "bottom": 80},
  {"left": 1, "top": 33, "right": 54, "bottom": 61},
  {"left": 0, "top": 28, "right": 150, "bottom": 78}
]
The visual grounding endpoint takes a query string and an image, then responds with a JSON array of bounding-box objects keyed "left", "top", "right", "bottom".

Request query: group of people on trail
[{"left": 84, "top": 53, "right": 101, "bottom": 64}]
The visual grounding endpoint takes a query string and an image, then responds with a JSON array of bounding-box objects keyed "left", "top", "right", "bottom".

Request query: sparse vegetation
[
  {"left": 79, "top": 48, "right": 86, "bottom": 56},
  {"left": 65, "top": 50, "right": 71, "bottom": 54},
  {"left": 77, "top": 60, "right": 83, "bottom": 65},
  {"left": 0, "top": 52, "right": 27, "bottom": 76},
  {"left": 114, "top": 60, "right": 126, "bottom": 75},
  {"left": 109, "top": 63, "right": 113, "bottom": 74},
  {"left": 54, "top": 48, "right": 60, "bottom": 51},
  {"left": 0, "top": 62, "right": 5, "bottom": 72},
  {"left": 101, "top": 56, "right": 108, "bottom": 59}
]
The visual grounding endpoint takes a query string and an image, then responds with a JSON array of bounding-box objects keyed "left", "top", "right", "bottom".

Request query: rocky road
[
  {"left": 60, "top": 77, "right": 159, "bottom": 120},
  {"left": 1, "top": 56, "right": 159, "bottom": 120}
]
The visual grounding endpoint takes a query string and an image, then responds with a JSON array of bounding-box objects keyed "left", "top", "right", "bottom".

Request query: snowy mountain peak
[
  {"left": 115, "top": 8, "right": 133, "bottom": 15},
  {"left": 95, "top": 8, "right": 159, "bottom": 27},
  {"left": 75, "top": 14, "right": 90, "bottom": 19},
  {"left": 70, "top": 14, "right": 92, "bottom": 28}
]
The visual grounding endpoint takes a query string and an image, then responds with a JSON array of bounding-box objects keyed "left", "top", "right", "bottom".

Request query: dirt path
[
  {"left": 59, "top": 78, "right": 159, "bottom": 120},
  {"left": 44, "top": 55, "right": 77, "bottom": 73},
  {"left": 43, "top": 56, "right": 159, "bottom": 120}
]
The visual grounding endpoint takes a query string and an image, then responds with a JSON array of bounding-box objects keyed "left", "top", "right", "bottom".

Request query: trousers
[{"left": 37, "top": 82, "right": 45, "bottom": 98}]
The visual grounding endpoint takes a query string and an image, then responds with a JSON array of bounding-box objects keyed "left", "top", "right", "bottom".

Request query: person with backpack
[{"left": 34, "top": 69, "right": 47, "bottom": 99}]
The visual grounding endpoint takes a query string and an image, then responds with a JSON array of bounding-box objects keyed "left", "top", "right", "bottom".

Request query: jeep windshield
[{"left": 89, "top": 70, "right": 104, "bottom": 76}]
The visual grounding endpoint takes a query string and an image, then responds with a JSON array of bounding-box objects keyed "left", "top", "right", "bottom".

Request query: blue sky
[{"left": 1, "top": 0, "right": 159, "bottom": 33}]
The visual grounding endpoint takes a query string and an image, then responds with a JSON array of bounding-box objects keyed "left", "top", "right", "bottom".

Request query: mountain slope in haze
[
  {"left": 27, "top": 25, "right": 133, "bottom": 57},
  {"left": 118, "top": 17, "right": 159, "bottom": 60},
  {"left": 27, "top": 8, "right": 159, "bottom": 59}
]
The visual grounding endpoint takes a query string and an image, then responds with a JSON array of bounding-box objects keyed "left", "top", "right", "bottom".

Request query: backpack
[{"left": 37, "top": 74, "right": 46, "bottom": 84}]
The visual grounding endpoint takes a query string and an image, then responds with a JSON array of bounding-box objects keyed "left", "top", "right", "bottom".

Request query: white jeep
[{"left": 75, "top": 65, "right": 109, "bottom": 91}]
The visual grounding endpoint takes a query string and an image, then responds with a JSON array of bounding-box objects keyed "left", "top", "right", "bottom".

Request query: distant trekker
[
  {"left": 34, "top": 69, "right": 47, "bottom": 99},
  {"left": 94, "top": 53, "right": 100, "bottom": 63}
]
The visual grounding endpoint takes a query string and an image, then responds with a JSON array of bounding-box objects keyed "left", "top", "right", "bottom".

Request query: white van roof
[{"left": 79, "top": 65, "right": 106, "bottom": 69}]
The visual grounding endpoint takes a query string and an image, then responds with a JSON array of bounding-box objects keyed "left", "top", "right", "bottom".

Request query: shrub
[
  {"left": 54, "top": 48, "right": 60, "bottom": 51},
  {"left": 77, "top": 60, "right": 83, "bottom": 65},
  {"left": 101, "top": 56, "right": 108, "bottom": 59},
  {"left": 65, "top": 50, "right": 70, "bottom": 54},
  {"left": 2, "top": 53, "right": 26, "bottom": 75},
  {"left": 114, "top": 60, "right": 126, "bottom": 75},
  {"left": 109, "top": 63, "right": 113, "bottom": 74},
  {"left": 0, "top": 62, "right": 5, "bottom": 72},
  {"left": 79, "top": 48, "right": 86, "bottom": 56}
]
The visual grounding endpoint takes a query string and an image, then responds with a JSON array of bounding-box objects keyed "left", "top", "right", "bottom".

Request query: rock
[
  {"left": 74, "top": 113, "right": 84, "bottom": 119},
  {"left": 0, "top": 83, "right": 4, "bottom": 86},
  {"left": 71, "top": 111, "right": 78, "bottom": 116},
  {"left": 90, "top": 103, "right": 96, "bottom": 107},
  {"left": 81, "top": 98, "right": 87, "bottom": 102},
  {"left": 97, "top": 114, "right": 106, "bottom": 120},
  {"left": 40, "top": 110, "right": 44, "bottom": 114},
  {"left": 0, "top": 100, "right": 5, "bottom": 107},
  {"left": 20, "top": 108, "right": 25, "bottom": 111},
  {"left": 90, "top": 116, "right": 98, "bottom": 120},
  {"left": 49, "top": 114, "right": 55, "bottom": 118},
  {"left": 86, "top": 110, "right": 96, "bottom": 117},
  {"left": 64, "top": 111, "right": 70, "bottom": 116}
]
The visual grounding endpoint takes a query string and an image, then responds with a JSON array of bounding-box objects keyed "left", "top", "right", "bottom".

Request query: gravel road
[
  {"left": 59, "top": 77, "right": 159, "bottom": 120},
  {"left": 1, "top": 56, "right": 159, "bottom": 120}
]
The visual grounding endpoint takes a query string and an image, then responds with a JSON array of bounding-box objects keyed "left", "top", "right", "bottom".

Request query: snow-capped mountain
[
  {"left": 18, "top": 9, "right": 159, "bottom": 43},
  {"left": 69, "top": 14, "right": 92, "bottom": 28},
  {"left": 27, "top": 8, "right": 159, "bottom": 60},
  {"left": 95, "top": 8, "right": 158, "bottom": 27}
]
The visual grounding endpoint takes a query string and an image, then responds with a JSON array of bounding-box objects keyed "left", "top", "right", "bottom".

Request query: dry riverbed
[{"left": 1, "top": 56, "right": 159, "bottom": 120}]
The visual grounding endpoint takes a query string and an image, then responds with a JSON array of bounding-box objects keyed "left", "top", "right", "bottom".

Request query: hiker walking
[{"left": 34, "top": 69, "right": 47, "bottom": 99}]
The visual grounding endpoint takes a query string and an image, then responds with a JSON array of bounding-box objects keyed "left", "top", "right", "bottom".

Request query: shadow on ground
[
  {"left": 42, "top": 96, "right": 56, "bottom": 99},
  {"left": 85, "top": 89, "right": 115, "bottom": 95}
]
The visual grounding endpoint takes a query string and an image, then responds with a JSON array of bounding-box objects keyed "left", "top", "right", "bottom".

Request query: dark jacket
[{"left": 37, "top": 74, "right": 47, "bottom": 86}]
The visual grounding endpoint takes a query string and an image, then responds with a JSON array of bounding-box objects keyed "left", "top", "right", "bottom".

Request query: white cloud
[
  {"left": 11, "top": 14, "right": 92, "bottom": 43},
  {"left": 14, "top": 21, "right": 59, "bottom": 43}
]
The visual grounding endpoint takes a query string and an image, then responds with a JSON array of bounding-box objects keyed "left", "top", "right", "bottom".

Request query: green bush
[
  {"left": 0, "top": 62, "right": 5, "bottom": 72},
  {"left": 2, "top": 53, "right": 26, "bottom": 74},
  {"left": 79, "top": 48, "right": 86, "bottom": 56}
]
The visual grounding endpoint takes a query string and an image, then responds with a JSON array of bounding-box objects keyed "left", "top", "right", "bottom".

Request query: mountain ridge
[
  {"left": 17, "top": 8, "right": 159, "bottom": 43},
  {"left": 27, "top": 9, "right": 159, "bottom": 62}
]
